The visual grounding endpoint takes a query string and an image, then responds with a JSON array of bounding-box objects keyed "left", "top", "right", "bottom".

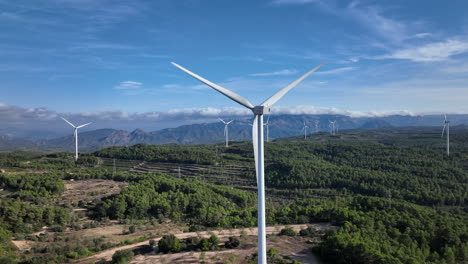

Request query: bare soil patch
[
  {"left": 11, "top": 240, "right": 33, "bottom": 251},
  {"left": 74, "top": 223, "right": 332, "bottom": 264},
  {"left": 62, "top": 179, "right": 128, "bottom": 205}
]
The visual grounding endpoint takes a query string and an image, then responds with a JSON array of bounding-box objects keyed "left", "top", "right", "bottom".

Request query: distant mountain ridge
[{"left": 1, "top": 114, "right": 468, "bottom": 152}]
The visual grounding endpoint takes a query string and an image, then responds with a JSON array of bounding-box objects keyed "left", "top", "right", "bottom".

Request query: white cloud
[
  {"left": 316, "top": 67, "right": 355, "bottom": 74},
  {"left": 114, "top": 81, "right": 143, "bottom": 90},
  {"left": 0, "top": 103, "right": 422, "bottom": 126},
  {"left": 249, "top": 69, "right": 298, "bottom": 77},
  {"left": 379, "top": 39, "right": 468, "bottom": 62},
  {"left": 346, "top": 3, "right": 408, "bottom": 43},
  {"left": 413, "top": 33, "right": 432, "bottom": 39},
  {"left": 69, "top": 43, "right": 137, "bottom": 51}
]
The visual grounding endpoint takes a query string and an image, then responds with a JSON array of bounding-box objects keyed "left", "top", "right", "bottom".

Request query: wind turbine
[
  {"left": 172, "top": 61, "right": 325, "bottom": 264},
  {"left": 329, "top": 120, "right": 336, "bottom": 135},
  {"left": 61, "top": 117, "right": 92, "bottom": 161},
  {"left": 314, "top": 120, "right": 320, "bottom": 133},
  {"left": 264, "top": 115, "right": 271, "bottom": 142},
  {"left": 219, "top": 118, "right": 234, "bottom": 147},
  {"left": 442, "top": 114, "right": 450, "bottom": 156},
  {"left": 301, "top": 121, "right": 309, "bottom": 139}
]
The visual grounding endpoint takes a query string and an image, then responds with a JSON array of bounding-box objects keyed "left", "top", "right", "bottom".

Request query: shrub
[
  {"left": 225, "top": 237, "right": 240, "bottom": 249},
  {"left": 158, "top": 234, "right": 182, "bottom": 253},
  {"left": 198, "top": 238, "right": 210, "bottom": 251},
  {"left": 299, "top": 226, "right": 317, "bottom": 237},
  {"left": 186, "top": 236, "right": 200, "bottom": 246},
  {"left": 279, "top": 227, "right": 296, "bottom": 236},
  {"left": 111, "top": 249, "right": 134, "bottom": 264},
  {"left": 208, "top": 234, "right": 220, "bottom": 249},
  {"left": 149, "top": 239, "right": 156, "bottom": 247},
  {"left": 267, "top": 247, "right": 278, "bottom": 257},
  {"left": 189, "top": 225, "right": 205, "bottom": 232},
  {"left": 50, "top": 225, "right": 65, "bottom": 232}
]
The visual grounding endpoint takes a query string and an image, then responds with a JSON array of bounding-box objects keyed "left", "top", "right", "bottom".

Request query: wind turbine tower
[
  {"left": 442, "top": 114, "right": 450, "bottom": 156},
  {"left": 61, "top": 117, "right": 92, "bottom": 161},
  {"left": 329, "top": 120, "right": 336, "bottom": 135},
  {"left": 301, "top": 121, "right": 309, "bottom": 139},
  {"left": 264, "top": 115, "right": 271, "bottom": 142},
  {"left": 172, "top": 61, "right": 325, "bottom": 264},
  {"left": 219, "top": 118, "right": 234, "bottom": 147}
]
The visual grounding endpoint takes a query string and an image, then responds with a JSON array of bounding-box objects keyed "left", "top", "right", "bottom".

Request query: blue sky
[{"left": 1, "top": 0, "right": 468, "bottom": 131}]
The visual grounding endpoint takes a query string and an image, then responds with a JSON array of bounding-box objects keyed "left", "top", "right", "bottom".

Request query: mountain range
[{"left": 1, "top": 114, "right": 467, "bottom": 152}]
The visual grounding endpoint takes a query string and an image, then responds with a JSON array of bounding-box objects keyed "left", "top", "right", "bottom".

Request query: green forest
[{"left": 0, "top": 128, "right": 466, "bottom": 263}]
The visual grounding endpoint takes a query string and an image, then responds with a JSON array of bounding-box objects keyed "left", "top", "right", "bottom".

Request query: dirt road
[{"left": 74, "top": 223, "right": 332, "bottom": 264}]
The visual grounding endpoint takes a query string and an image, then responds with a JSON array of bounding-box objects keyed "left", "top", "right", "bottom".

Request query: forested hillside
[{"left": 0, "top": 128, "right": 466, "bottom": 263}]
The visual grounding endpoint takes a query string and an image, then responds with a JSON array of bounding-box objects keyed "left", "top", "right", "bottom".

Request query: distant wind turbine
[
  {"left": 61, "top": 117, "right": 92, "bottom": 161},
  {"left": 301, "top": 121, "right": 309, "bottom": 139},
  {"left": 264, "top": 115, "right": 271, "bottom": 142},
  {"left": 442, "top": 114, "right": 450, "bottom": 156},
  {"left": 172, "top": 61, "right": 325, "bottom": 264},
  {"left": 219, "top": 118, "right": 234, "bottom": 147},
  {"left": 314, "top": 120, "right": 320, "bottom": 133},
  {"left": 329, "top": 120, "right": 337, "bottom": 135}
]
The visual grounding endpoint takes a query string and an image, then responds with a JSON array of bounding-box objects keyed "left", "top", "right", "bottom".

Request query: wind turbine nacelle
[{"left": 253, "top": 106, "right": 270, "bottom": 115}]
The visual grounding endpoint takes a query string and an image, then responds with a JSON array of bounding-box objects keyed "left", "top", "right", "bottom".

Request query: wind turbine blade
[
  {"left": 261, "top": 62, "right": 326, "bottom": 107},
  {"left": 73, "top": 129, "right": 77, "bottom": 138},
  {"left": 444, "top": 114, "right": 447, "bottom": 121},
  {"left": 61, "top": 117, "right": 76, "bottom": 128},
  {"left": 76, "top": 122, "right": 92, "bottom": 129},
  {"left": 218, "top": 117, "right": 226, "bottom": 124},
  {"left": 227, "top": 120, "right": 234, "bottom": 125},
  {"left": 442, "top": 124, "right": 446, "bottom": 137},
  {"left": 171, "top": 62, "right": 254, "bottom": 109},
  {"left": 252, "top": 116, "right": 259, "bottom": 186},
  {"left": 224, "top": 126, "right": 227, "bottom": 136}
]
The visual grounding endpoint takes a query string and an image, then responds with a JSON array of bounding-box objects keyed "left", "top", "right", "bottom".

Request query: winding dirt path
[{"left": 73, "top": 223, "right": 332, "bottom": 264}]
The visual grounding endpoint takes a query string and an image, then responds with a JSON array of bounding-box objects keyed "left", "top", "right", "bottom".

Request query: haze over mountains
[{"left": 1, "top": 114, "right": 468, "bottom": 152}]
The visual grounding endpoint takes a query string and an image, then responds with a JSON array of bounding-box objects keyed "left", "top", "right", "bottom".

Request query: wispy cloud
[
  {"left": 413, "top": 33, "right": 432, "bottom": 38},
  {"left": 316, "top": 67, "right": 355, "bottom": 74},
  {"left": 346, "top": 2, "right": 408, "bottom": 43},
  {"left": 114, "top": 81, "right": 143, "bottom": 90},
  {"left": 249, "top": 69, "right": 298, "bottom": 77},
  {"left": 377, "top": 39, "right": 468, "bottom": 62},
  {"left": 68, "top": 43, "right": 138, "bottom": 51}
]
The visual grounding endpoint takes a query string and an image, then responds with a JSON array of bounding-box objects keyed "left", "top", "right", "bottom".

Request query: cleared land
[{"left": 73, "top": 223, "right": 331, "bottom": 264}]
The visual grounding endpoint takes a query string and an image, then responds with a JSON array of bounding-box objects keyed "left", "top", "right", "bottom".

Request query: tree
[
  {"left": 111, "top": 249, "right": 134, "bottom": 264},
  {"left": 208, "top": 234, "right": 220, "bottom": 250},
  {"left": 198, "top": 238, "right": 210, "bottom": 251},
  {"left": 158, "top": 234, "right": 182, "bottom": 253}
]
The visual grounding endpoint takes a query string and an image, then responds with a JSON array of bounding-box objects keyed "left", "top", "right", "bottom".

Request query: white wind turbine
[
  {"left": 314, "top": 120, "right": 320, "bottom": 133},
  {"left": 301, "top": 121, "right": 309, "bottom": 139},
  {"left": 329, "top": 120, "right": 336, "bottom": 135},
  {"left": 61, "top": 117, "right": 92, "bottom": 161},
  {"left": 264, "top": 115, "right": 271, "bottom": 142},
  {"left": 172, "top": 61, "right": 325, "bottom": 264},
  {"left": 442, "top": 114, "right": 450, "bottom": 156},
  {"left": 219, "top": 118, "right": 234, "bottom": 147}
]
